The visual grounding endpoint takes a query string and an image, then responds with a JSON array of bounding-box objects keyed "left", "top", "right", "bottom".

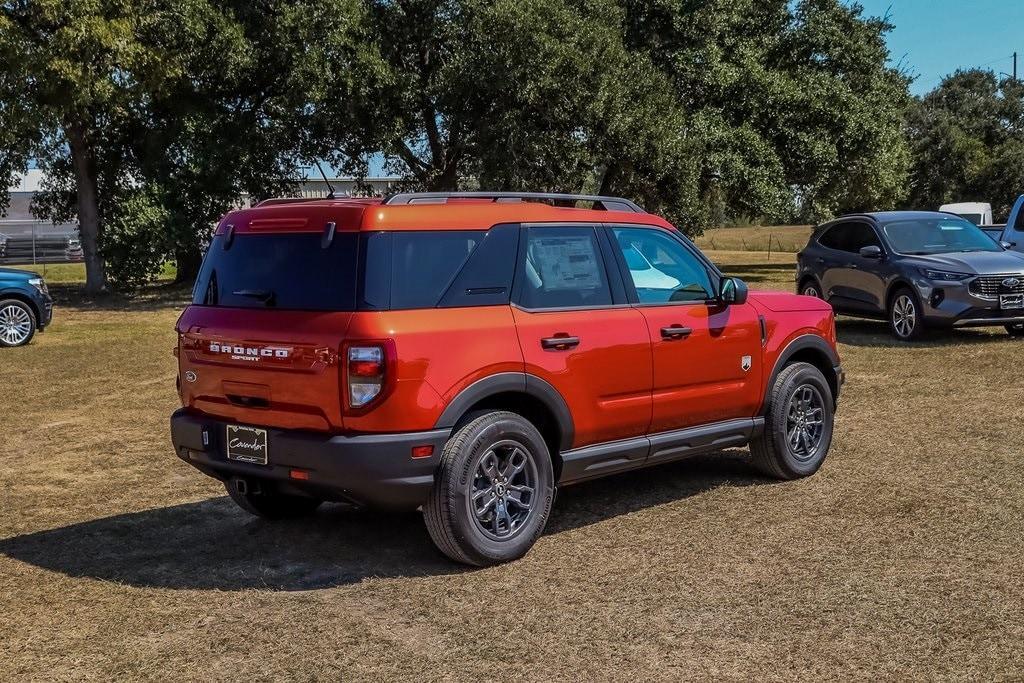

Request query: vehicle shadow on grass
[
  {"left": 835, "top": 318, "right": 1011, "bottom": 348},
  {"left": 0, "top": 454, "right": 768, "bottom": 591}
]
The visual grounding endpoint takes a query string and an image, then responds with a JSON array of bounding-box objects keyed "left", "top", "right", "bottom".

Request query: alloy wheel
[
  {"left": 786, "top": 384, "right": 826, "bottom": 461},
  {"left": 469, "top": 439, "right": 538, "bottom": 541},
  {"left": 802, "top": 284, "right": 820, "bottom": 298},
  {"left": 892, "top": 294, "right": 916, "bottom": 339},
  {"left": 0, "top": 304, "right": 32, "bottom": 346}
]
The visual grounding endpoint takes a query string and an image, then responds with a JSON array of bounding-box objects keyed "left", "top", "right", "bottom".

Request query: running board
[{"left": 558, "top": 417, "right": 764, "bottom": 486}]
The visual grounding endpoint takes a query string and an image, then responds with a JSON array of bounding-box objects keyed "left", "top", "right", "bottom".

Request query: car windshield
[{"left": 881, "top": 217, "right": 1002, "bottom": 255}]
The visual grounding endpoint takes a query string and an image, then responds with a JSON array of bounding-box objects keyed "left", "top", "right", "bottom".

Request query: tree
[
  {"left": 0, "top": 0, "right": 180, "bottom": 293},
  {"left": 619, "top": 0, "right": 912, "bottom": 224},
  {"left": 906, "top": 69, "right": 1024, "bottom": 220},
  {"left": 325, "top": 0, "right": 708, "bottom": 231},
  {"left": 1, "top": 0, "right": 378, "bottom": 291}
]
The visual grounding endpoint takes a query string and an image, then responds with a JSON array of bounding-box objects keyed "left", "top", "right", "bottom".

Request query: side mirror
[
  {"left": 1001, "top": 240, "right": 1015, "bottom": 249},
  {"left": 859, "top": 245, "right": 883, "bottom": 259},
  {"left": 718, "top": 276, "right": 748, "bottom": 306}
]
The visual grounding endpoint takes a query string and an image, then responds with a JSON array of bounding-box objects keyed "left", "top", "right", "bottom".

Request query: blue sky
[{"left": 855, "top": 0, "right": 1024, "bottom": 95}]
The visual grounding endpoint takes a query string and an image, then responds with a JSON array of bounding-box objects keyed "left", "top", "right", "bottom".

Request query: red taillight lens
[{"left": 347, "top": 345, "right": 385, "bottom": 408}]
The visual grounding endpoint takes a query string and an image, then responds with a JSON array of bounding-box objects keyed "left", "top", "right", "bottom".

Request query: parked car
[
  {"left": 0, "top": 267, "right": 53, "bottom": 347},
  {"left": 1002, "top": 194, "right": 1024, "bottom": 252},
  {"left": 797, "top": 211, "right": 1024, "bottom": 340},
  {"left": 171, "top": 191, "right": 843, "bottom": 566},
  {"left": 940, "top": 202, "right": 992, "bottom": 226}
]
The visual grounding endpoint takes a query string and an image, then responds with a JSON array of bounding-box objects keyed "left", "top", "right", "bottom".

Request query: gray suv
[{"left": 797, "top": 211, "right": 1024, "bottom": 340}]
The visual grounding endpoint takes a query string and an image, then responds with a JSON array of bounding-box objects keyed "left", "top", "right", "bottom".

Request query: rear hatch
[{"left": 177, "top": 224, "right": 360, "bottom": 432}]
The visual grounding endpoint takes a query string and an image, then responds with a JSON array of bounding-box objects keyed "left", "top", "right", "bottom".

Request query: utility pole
[{"left": 1014, "top": 51, "right": 1018, "bottom": 81}]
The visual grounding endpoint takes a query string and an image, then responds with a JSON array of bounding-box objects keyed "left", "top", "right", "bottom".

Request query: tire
[
  {"left": 888, "top": 287, "right": 925, "bottom": 341},
  {"left": 0, "top": 299, "right": 37, "bottom": 347},
  {"left": 424, "top": 410, "right": 554, "bottom": 566},
  {"left": 1006, "top": 323, "right": 1024, "bottom": 337},
  {"left": 224, "top": 480, "right": 322, "bottom": 519},
  {"left": 800, "top": 279, "right": 822, "bottom": 299},
  {"left": 750, "top": 362, "right": 835, "bottom": 480}
]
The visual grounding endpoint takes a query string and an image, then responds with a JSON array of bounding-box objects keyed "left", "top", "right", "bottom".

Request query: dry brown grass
[{"left": 2, "top": 254, "right": 1023, "bottom": 681}]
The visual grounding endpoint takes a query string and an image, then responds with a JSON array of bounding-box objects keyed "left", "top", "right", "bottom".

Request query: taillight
[{"left": 347, "top": 345, "right": 385, "bottom": 408}]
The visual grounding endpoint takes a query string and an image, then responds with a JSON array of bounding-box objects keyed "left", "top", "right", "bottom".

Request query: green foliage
[
  {"left": 2, "top": 0, "right": 914, "bottom": 288},
  {"left": 906, "top": 70, "right": 1024, "bottom": 221}
]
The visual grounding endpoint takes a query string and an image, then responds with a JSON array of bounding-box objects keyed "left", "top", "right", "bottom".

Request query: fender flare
[
  {"left": 434, "top": 372, "right": 575, "bottom": 451},
  {"left": 762, "top": 334, "right": 841, "bottom": 413}
]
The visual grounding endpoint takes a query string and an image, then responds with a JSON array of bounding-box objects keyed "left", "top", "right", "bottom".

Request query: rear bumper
[{"left": 169, "top": 408, "right": 450, "bottom": 509}]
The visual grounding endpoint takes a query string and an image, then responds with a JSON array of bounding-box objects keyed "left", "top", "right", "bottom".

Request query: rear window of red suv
[{"left": 193, "top": 233, "right": 359, "bottom": 311}]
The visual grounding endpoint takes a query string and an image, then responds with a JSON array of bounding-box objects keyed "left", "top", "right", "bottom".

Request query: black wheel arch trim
[
  {"left": 762, "top": 334, "right": 841, "bottom": 413},
  {"left": 434, "top": 372, "right": 575, "bottom": 451}
]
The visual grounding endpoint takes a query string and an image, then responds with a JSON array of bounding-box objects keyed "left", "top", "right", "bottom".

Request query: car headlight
[
  {"left": 28, "top": 277, "right": 48, "bottom": 295},
  {"left": 919, "top": 268, "right": 971, "bottom": 282}
]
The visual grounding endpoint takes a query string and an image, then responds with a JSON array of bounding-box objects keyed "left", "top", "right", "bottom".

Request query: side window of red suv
[
  {"left": 517, "top": 226, "right": 614, "bottom": 309},
  {"left": 612, "top": 227, "right": 714, "bottom": 303}
]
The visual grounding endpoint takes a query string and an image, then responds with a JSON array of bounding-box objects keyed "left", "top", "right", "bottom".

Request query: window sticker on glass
[{"left": 532, "top": 236, "right": 602, "bottom": 291}]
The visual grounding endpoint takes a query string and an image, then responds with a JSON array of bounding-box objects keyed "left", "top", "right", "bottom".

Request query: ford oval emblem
[{"left": 1003, "top": 277, "right": 1021, "bottom": 289}]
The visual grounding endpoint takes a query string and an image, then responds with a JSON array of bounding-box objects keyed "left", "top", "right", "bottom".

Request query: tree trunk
[
  {"left": 174, "top": 244, "right": 203, "bottom": 284},
  {"left": 66, "top": 123, "right": 107, "bottom": 294}
]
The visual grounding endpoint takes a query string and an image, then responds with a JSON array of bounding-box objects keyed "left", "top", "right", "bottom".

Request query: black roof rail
[{"left": 382, "top": 191, "right": 645, "bottom": 213}]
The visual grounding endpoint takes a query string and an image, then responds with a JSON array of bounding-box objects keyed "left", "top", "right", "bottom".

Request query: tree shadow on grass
[
  {"left": 0, "top": 453, "right": 768, "bottom": 591},
  {"left": 48, "top": 281, "right": 193, "bottom": 313}
]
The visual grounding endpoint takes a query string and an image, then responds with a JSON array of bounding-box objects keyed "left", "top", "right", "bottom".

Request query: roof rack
[{"left": 382, "top": 191, "right": 645, "bottom": 213}]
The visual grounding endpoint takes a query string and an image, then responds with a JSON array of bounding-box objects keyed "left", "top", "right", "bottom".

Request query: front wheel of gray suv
[
  {"left": 889, "top": 287, "right": 925, "bottom": 341},
  {"left": 750, "top": 362, "right": 835, "bottom": 480},
  {"left": 424, "top": 411, "right": 554, "bottom": 566},
  {"left": 1006, "top": 323, "right": 1024, "bottom": 337}
]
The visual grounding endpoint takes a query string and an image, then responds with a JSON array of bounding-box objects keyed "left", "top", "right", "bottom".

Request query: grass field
[
  {"left": 2, "top": 252, "right": 1023, "bottom": 680},
  {"left": 695, "top": 225, "right": 813, "bottom": 253}
]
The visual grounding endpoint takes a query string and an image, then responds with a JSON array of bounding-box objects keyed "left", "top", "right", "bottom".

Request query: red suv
[{"left": 171, "top": 192, "right": 843, "bottom": 565}]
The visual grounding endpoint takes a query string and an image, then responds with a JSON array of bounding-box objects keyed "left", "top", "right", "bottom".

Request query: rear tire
[
  {"left": 224, "top": 481, "right": 322, "bottom": 519},
  {"left": 750, "top": 362, "right": 835, "bottom": 480},
  {"left": 1006, "top": 323, "right": 1024, "bottom": 337},
  {"left": 888, "top": 287, "right": 925, "bottom": 341},
  {"left": 0, "top": 299, "right": 37, "bottom": 347},
  {"left": 424, "top": 411, "right": 554, "bottom": 566}
]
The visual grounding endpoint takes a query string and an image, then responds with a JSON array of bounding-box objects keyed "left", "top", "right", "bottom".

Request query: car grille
[{"left": 969, "top": 275, "right": 1024, "bottom": 299}]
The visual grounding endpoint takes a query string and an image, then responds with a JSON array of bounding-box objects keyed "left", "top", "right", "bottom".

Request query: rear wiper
[{"left": 232, "top": 289, "right": 276, "bottom": 306}]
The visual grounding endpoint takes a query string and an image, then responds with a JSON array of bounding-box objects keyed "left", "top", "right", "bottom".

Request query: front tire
[
  {"left": 425, "top": 411, "right": 554, "bottom": 566},
  {"left": 889, "top": 287, "right": 925, "bottom": 341},
  {"left": 224, "top": 480, "right": 322, "bottom": 519},
  {"left": 751, "top": 362, "right": 835, "bottom": 479},
  {"left": 800, "top": 280, "right": 822, "bottom": 299},
  {"left": 1006, "top": 323, "right": 1024, "bottom": 337},
  {"left": 0, "top": 299, "right": 37, "bottom": 347}
]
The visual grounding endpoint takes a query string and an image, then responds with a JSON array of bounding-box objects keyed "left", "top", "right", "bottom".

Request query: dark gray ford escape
[{"left": 797, "top": 211, "right": 1024, "bottom": 340}]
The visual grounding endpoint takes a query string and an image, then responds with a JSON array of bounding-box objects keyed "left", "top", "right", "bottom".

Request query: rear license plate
[
  {"left": 1000, "top": 294, "right": 1024, "bottom": 310},
  {"left": 225, "top": 425, "right": 268, "bottom": 465}
]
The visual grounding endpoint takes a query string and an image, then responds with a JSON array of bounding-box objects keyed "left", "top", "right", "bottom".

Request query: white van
[{"left": 939, "top": 202, "right": 993, "bottom": 226}]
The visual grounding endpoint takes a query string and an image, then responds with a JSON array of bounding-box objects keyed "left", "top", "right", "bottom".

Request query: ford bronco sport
[{"left": 171, "top": 192, "right": 843, "bottom": 566}]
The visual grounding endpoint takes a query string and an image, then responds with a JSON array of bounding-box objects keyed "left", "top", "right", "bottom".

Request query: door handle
[
  {"left": 661, "top": 325, "right": 693, "bottom": 340},
  {"left": 541, "top": 335, "right": 580, "bottom": 350}
]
